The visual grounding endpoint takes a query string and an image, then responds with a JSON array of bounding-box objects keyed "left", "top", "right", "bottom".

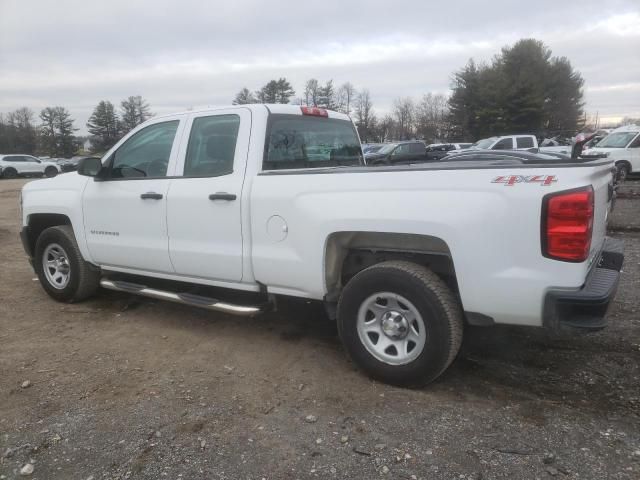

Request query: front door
[
  {"left": 167, "top": 108, "right": 250, "bottom": 282},
  {"left": 22, "top": 156, "right": 43, "bottom": 174},
  {"left": 82, "top": 117, "right": 184, "bottom": 273}
]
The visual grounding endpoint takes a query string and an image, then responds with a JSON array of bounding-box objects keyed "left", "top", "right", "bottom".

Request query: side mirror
[{"left": 78, "top": 157, "right": 103, "bottom": 177}]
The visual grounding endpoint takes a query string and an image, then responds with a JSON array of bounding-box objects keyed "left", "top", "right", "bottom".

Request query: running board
[{"left": 99, "top": 279, "right": 264, "bottom": 317}]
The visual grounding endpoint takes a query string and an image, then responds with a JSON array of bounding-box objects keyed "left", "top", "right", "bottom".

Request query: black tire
[
  {"left": 44, "top": 166, "right": 58, "bottom": 178},
  {"left": 337, "top": 261, "right": 463, "bottom": 387},
  {"left": 2, "top": 167, "right": 17, "bottom": 179},
  {"left": 34, "top": 225, "right": 100, "bottom": 302},
  {"left": 616, "top": 163, "right": 630, "bottom": 183}
]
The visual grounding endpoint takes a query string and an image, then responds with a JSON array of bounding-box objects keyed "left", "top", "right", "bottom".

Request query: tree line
[
  {"left": 232, "top": 39, "right": 586, "bottom": 143},
  {"left": 0, "top": 96, "right": 152, "bottom": 158},
  {"left": 2, "top": 38, "right": 591, "bottom": 156}
]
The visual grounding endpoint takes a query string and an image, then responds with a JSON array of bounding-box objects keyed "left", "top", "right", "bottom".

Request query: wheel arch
[
  {"left": 615, "top": 159, "right": 631, "bottom": 169},
  {"left": 324, "top": 231, "right": 459, "bottom": 300},
  {"left": 25, "top": 213, "right": 72, "bottom": 257}
]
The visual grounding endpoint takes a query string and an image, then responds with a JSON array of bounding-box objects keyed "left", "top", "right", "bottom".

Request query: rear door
[
  {"left": 166, "top": 108, "right": 250, "bottom": 282},
  {"left": 516, "top": 136, "right": 535, "bottom": 150}
]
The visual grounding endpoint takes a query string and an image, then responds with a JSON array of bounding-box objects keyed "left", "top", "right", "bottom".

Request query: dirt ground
[{"left": 1, "top": 177, "right": 639, "bottom": 480}]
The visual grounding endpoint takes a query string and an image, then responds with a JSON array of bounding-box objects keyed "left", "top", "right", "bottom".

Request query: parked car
[
  {"left": 364, "top": 141, "right": 427, "bottom": 165},
  {"left": 583, "top": 125, "right": 640, "bottom": 181},
  {"left": 19, "top": 104, "right": 623, "bottom": 387},
  {"left": 0, "top": 154, "right": 60, "bottom": 179},
  {"left": 425, "top": 143, "right": 472, "bottom": 160}
]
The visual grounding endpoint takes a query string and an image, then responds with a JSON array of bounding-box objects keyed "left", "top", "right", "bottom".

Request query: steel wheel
[
  {"left": 357, "top": 292, "right": 427, "bottom": 366},
  {"left": 42, "top": 243, "right": 71, "bottom": 289}
]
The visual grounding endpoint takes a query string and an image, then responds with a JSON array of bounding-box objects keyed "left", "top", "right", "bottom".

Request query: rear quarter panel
[{"left": 249, "top": 162, "right": 614, "bottom": 326}]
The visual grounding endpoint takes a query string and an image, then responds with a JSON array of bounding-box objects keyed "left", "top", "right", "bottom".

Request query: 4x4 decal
[{"left": 492, "top": 175, "right": 557, "bottom": 186}]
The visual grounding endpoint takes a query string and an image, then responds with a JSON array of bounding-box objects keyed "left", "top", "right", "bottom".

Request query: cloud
[{"left": 1, "top": 0, "right": 638, "bottom": 133}]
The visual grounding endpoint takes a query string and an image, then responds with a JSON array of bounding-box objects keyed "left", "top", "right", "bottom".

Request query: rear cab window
[
  {"left": 263, "top": 114, "right": 363, "bottom": 170},
  {"left": 516, "top": 136, "right": 535, "bottom": 148}
]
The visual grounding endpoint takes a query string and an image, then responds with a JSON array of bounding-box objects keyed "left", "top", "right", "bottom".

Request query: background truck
[
  {"left": 19, "top": 104, "right": 623, "bottom": 387},
  {"left": 583, "top": 124, "right": 640, "bottom": 181}
]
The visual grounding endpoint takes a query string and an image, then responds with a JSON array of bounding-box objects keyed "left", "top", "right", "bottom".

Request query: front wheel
[
  {"left": 337, "top": 261, "right": 463, "bottom": 387},
  {"left": 34, "top": 225, "right": 100, "bottom": 302}
]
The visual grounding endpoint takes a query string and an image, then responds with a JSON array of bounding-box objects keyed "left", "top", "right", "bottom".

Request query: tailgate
[{"left": 586, "top": 162, "right": 616, "bottom": 261}]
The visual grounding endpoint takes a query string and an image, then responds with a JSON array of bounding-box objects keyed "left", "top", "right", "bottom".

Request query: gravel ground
[{"left": 1, "top": 177, "right": 639, "bottom": 480}]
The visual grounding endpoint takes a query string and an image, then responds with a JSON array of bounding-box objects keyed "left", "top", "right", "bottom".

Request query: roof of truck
[{"left": 154, "top": 104, "right": 351, "bottom": 122}]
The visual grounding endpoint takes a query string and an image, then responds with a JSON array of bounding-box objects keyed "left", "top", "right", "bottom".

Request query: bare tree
[
  {"left": 378, "top": 114, "right": 396, "bottom": 142},
  {"left": 392, "top": 97, "right": 415, "bottom": 140},
  {"left": 354, "top": 89, "right": 375, "bottom": 142},
  {"left": 415, "top": 93, "right": 449, "bottom": 142},
  {"left": 304, "top": 79, "right": 320, "bottom": 107},
  {"left": 337, "top": 82, "right": 357, "bottom": 115}
]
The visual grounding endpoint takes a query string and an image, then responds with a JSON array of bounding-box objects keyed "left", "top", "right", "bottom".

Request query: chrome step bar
[{"left": 100, "top": 279, "right": 263, "bottom": 317}]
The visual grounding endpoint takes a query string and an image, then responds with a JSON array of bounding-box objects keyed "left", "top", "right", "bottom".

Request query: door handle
[
  {"left": 208, "top": 192, "right": 237, "bottom": 201},
  {"left": 140, "top": 192, "right": 163, "bottom": 200}
]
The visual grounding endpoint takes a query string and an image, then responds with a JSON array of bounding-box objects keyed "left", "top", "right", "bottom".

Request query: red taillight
[
  {"left": 300, "top": 106, "right": 328, "bottom": 117},
  {"left": 542, "top": 186, "right": 594, "bottom": 262}
]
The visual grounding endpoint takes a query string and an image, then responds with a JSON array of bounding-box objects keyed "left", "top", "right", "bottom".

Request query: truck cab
[{"left": 469, "top": 134, "right": 538, "bottom": 151}]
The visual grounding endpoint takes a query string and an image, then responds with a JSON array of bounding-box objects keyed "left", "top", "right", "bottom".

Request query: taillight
[
  {"left": 542, "top": 186, "right": 594, "bottom": 262},
  {"left": 300, "top": 106, "right": 328, "bottom": 117}
]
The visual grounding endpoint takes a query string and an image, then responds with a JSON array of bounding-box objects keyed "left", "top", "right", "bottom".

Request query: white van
[{"left": 585, "top": 125, "right": 640, "bottom": 180}]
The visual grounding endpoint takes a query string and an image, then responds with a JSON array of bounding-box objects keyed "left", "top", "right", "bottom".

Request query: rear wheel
[
  {"left": 34, "top": 225, "right": 100, "bottom": 302},
  {"left": 44, "top": 166, "right": 58, "bottom": 178},
  {"left": 2, "top": 167, "right": 17, "bottom": 179},
  {"left": 337, "top": 261, "right": 463, "bottom": 387}
]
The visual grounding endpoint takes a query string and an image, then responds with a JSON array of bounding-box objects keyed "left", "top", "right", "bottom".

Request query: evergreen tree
[
  {"left": 448, "top": 39, "right": 584, "bottom": 140},
  {"left": 275, "top": 78, "right": 295, "bottom": 104},
  {"left": 120, "top": 95, "right": 151, "bottom": 134},
  {"left": 87, "top": 100, "right": 120, "bottom": 152},
  {"left": 318, "top": 80, "right": 338, "bottom": 110},
  {"left": 39, "top": 107, "right": 77, "bottom": 157}
]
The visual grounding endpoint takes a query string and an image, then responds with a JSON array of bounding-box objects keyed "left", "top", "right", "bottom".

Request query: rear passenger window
[
  {"left": 516, "top": 137, "right": 535, "bottom": 148},
  {"left": 184, "top": 115, "right": 240, "bottom": 177},
  {"left": 493, "top": 138, "right": 513, "bottom": 150},
  {"left": 410, "top": 143, "right": 425, "bottom": 154}
]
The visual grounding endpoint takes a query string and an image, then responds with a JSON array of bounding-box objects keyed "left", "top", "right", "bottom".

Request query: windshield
[
  {"left": 377, "top": 144, "right": 398, "bottom": 154},
  {"left": 471, "top": 138, "right": 495, "bottom": 149},
  {"left": 264, "top": 115, "right": 363, "bottom": 170},
  {"left": 596, "top": 132, "right": 638, "bottom": 148}
]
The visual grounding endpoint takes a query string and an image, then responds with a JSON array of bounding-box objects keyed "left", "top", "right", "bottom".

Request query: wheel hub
[
  {"left": 42, "top": 243, "right": 71, "bottom": 289},
  {"left": 381, "top": 311, "right": 409, "bottom": 339},
  {"left": 356, "top": 292, "right": 427, "bottom": 366}
]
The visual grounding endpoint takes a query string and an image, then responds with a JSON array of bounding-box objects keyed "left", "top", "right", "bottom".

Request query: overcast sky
[{"left": 1, "top": 0, "right": 639, "bottom": 134}]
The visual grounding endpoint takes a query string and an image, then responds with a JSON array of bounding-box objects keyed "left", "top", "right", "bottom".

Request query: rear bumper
[{"left": 543, "top": 237, "right": 624, "bottom": 331}]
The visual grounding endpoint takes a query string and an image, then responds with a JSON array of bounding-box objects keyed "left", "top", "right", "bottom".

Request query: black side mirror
[{"left": 78, "top": 157, "right": 103, "bottom": 177}]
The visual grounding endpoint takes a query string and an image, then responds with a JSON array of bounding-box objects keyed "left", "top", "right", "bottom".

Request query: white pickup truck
[{"left": 19, "top": 104, "right": 624, "bottom": 387}]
